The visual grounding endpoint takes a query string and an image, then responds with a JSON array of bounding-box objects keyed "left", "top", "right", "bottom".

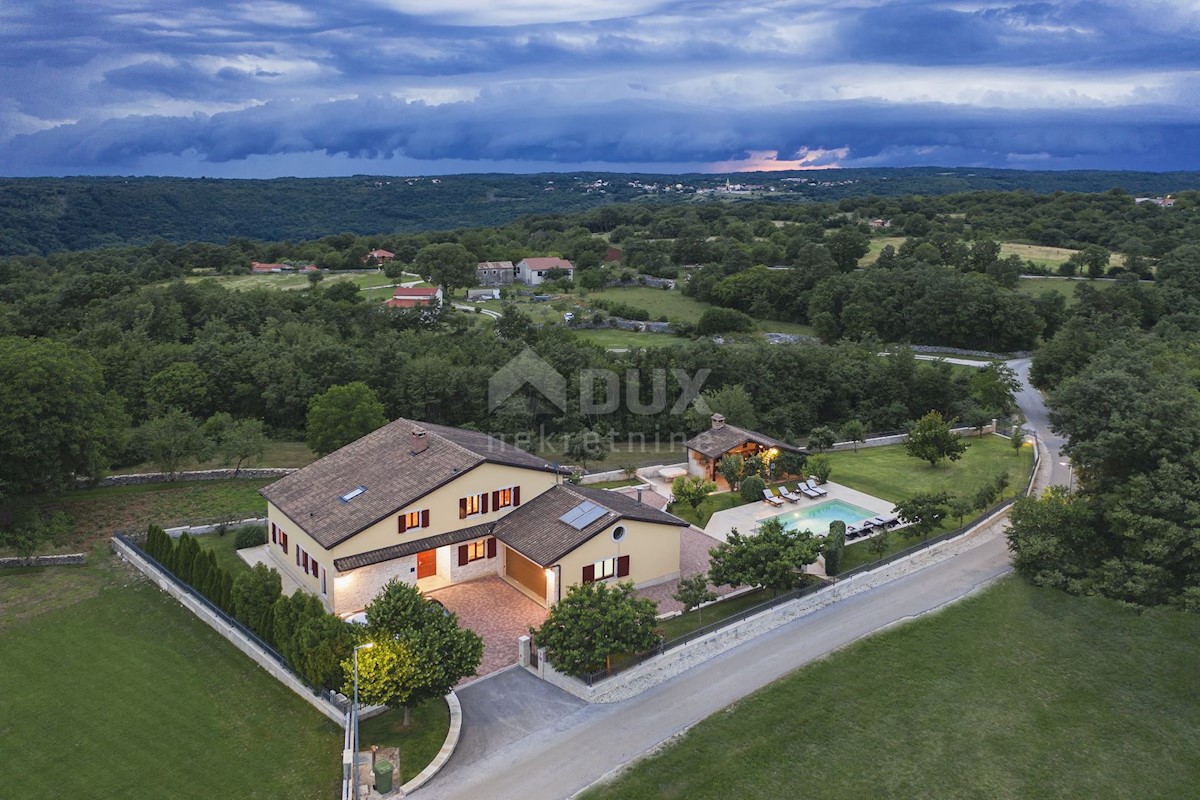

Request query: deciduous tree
[
  {"left": 531, "top": 580, "right": 659, "bottom": 677},
  {"left": 904, "top": 411, "right": 967, "bottom": 467},
  {"left": 306, "top": 382, "right": 387, "bottom": 456},
  {"left": 708, "top": 518, "right": 821, "bottom": 595},
  {"left": 672, "top": 573, "right": 718, "bottom": 623}
]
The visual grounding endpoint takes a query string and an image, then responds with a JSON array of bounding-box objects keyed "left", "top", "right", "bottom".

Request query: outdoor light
[{"left": 352, "top": 642, "right": 375, "bottom": 800}]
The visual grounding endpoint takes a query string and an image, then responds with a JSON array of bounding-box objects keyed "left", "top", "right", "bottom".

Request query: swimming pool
[{"left": 772, "top": 499, "right": 878, "bottom": 536}]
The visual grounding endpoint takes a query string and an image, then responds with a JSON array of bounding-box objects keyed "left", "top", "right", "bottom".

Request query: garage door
[{"left": 505, "top": 546, "right": 547, "bottom": 600}]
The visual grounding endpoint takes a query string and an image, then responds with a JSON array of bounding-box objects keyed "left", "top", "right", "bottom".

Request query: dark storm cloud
[{"left": 2, "top": 0, "right": 1198, "bottom": 174}]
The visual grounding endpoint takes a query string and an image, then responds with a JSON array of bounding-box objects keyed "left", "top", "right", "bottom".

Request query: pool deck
[{"left": 703, "top": 481, "right": 894, "bottom": 542}]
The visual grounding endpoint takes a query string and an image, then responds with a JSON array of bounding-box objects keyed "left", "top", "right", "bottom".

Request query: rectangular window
[
  {"left": 320, "top": 566, "right": 327, "bottom": 595},
  {"left": 594, "top": 557, "right": 616, "bottom": 581},
  {"left": 492, "top": 486, "right": 521, "bottom": 510},
  {"left": 459, "top": 493, "right": 488, "bottom": 519},
  {"left": 398, "top": 509, "right": 429, "bottom": 533},
  {"left": 270, "top": 523, "right": 277, "bottom": 545},
  {"left": 457, "top": 538, "right": 492, "bottom": 566},
  {"left": 302, "top": 550, "right": 309, "bottom": 572},
  {"left": 310, "top": 558, "right": 319, "bottom": 578},
  {"left": 280, "top": 531, "right": 288, "bottom": 554}
]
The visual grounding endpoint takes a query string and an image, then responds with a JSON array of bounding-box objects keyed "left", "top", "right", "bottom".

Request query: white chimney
[
  {"left": 711, "top": 413, "right": 726, "bottom": 429},
  {"left": 411, "top": 427, "right": 428, "bottom": 454}
]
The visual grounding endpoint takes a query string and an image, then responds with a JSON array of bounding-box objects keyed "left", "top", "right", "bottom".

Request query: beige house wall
[
  {"left": 265, "top": 463, "right": 558, "bottom": 613},
  {"left": 555, "top": 519, "right": 682, "bottom": 594}
]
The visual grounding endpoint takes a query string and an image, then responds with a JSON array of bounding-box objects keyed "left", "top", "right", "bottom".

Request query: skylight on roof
[
  {"left": 339, "top": 486, "right": 367, "bottom": 503},
  {"left": 558, "top": 500, "right": 607, "bottom": 530}
]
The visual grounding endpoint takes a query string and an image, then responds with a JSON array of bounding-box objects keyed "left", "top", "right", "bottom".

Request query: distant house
[
  {"left": 516, "top": 257, "right": 575, "bottom": 286},
  {"left": 251, "top": 262, "right": 289, "bottom": 274},
  {"left": 386, "top": 286, "right": 443, "bottom": 308},
  {"left": 366, "top": 249, "right": 395, "bottom": 264},
  {"left": 684, "top": 414, "right": 807, "bottom": 484},
  {"left": 477, "top": 261, "right": 515, "bottom": 286}
]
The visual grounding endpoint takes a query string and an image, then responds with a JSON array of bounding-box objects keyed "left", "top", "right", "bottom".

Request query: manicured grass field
[
  {"left": 0, "top": 552, "right": 343, "bottom": 799},
  {"left": 666, "top": 491, "right": 744, "bottom": 528},
  {"left": 824, "top": 435, "right": 1033, "bottom": 505},
  {"left": 584, "top": 577, "right": 1200, "bottom": 800},
  {"left": 10, "top": 479, "right": 272, "bottom": 554},
  {"left": 657, "top": 588, "right": 770, "bottom": 639}
]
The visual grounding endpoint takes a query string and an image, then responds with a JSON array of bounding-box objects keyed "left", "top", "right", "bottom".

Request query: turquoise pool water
[{"left": 772, "top": 498, "right": 878, "bottom": 535}]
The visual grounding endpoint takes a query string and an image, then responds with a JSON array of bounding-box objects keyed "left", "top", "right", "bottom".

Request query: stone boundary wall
[
  {"left": 0, "top": 553, "right": 86, "bottom": 569},
  {"left": 580, "top": 468, "right": 632, "bottom": 485},
  {"left": 827, "top": 422, "right": 995, "bottom": 452},
  {"left": 84, "top": 467, "right": 296, "bottom": 488},
  {"left": 905, "top": 345, "right": 1032, "bottom": 359},
  {"left": 164, "top": 518, "right": 267, "bottom": 537},
  {"left": 111, "top": 535, "right": 348, "bottom": 727}
]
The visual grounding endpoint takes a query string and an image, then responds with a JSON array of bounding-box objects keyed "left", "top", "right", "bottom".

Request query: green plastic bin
[{"left": 373, "top": 759, "right": 394, "bottom": 794}]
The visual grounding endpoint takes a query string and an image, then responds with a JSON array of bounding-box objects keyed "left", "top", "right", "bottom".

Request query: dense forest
[
  {"left": 2, "top": 167, "right": 1199, "bottom": 255},
  {"left": 4, "top": 183, "right": 1200, "bottom": 612}
]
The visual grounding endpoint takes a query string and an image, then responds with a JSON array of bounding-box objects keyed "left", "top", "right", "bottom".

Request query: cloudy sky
[{"left": 2, "top": 0, "right": 1198, "bottom": 177}]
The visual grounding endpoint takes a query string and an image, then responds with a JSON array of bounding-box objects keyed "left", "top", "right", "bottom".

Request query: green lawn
[
  {"left": 358, "top": 702, "right": 451, "bottom": 784},
  {"left": 1017, "top": 276, "right": 1080, "bottom": 305},
  {"left": 657, "top": 588, "right": 771, "bottom": 639},
  {"left": 824, "top": 435, "right": 1033, "bottom": 505},
  {"left": 113, "top": 439, "right": 317, "bottom": 474},
  {"left": 195, "top": 531, "right": 256, "bottom": 578},
  {"left": 0, "top": 552, "right": 343, "bottom": 799},
  {"left": 573, "top": 328, "right": 686, "bottom": 349},
  {"left": 584, "top": 577, "right": 1200, "bottom": 800},
  {"left": 9, "top": 479, "right": 272, "bottom": 554},
  {"left": 667, "top": 491, "right": 745, "bottom": 528},
  {"left": 535, "top": 438, "right": 689, "bottom": 474}
]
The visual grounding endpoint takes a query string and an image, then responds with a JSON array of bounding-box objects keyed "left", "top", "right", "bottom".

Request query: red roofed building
[
  {"left": 385, "top": 286, "right": 443, "bottom": 308},
  {"left": 251, "top": 262, "right": 289, "bottom": 274},
  {"left": 365, "top": 249, "right": 395, "bottom": 264}
]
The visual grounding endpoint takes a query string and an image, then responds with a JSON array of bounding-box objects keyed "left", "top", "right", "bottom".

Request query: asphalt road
[{"left": 417, "top": 359, "right": 1067, "bottom": 800}]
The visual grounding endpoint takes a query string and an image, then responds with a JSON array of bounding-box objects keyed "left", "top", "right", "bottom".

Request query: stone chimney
[
  {"left": 711, "top": 413, "right": 726, "bottom": 430},
  {"left": 411, "top": 427, "right": 428, "bottom": 454}
]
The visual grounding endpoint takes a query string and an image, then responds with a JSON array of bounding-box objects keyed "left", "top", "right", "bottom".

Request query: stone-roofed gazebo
[{"left": 684, "top": 414, "right": 807, "bottom": 484}]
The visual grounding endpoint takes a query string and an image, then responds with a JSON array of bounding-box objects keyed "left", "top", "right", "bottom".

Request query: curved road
[{"left": 418, "top": 360, "right": 1069, "bottom": 800}]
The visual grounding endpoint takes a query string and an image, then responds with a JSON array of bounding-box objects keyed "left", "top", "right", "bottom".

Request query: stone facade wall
[
  {"left": 335, "top": 555, "right": 416, "bottom": 615},
  {"left": 448, "top": 548, "right": 502, "bottom": 583},
  {"left": 0, "top": 553, "right": 86, "bottom": 569},
  {"left": 84, "top": 467, "right": 296, "bottom": 488}
]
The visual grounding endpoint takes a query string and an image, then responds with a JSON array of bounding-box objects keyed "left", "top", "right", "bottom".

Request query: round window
[{"left": 612, "top": 525, "right": 627, "bottom": 541}]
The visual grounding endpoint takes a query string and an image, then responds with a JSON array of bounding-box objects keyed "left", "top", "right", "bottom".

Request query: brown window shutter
[
  {"left": 491, "top": 490, "right": 499, "bottom": 508},
  {"left": 398, "top": 515, "right": 407, "bottom": 534},
  {"left": 459, "top": 498, "right": 467, "bottom": 519},
  {"left": 481, "top": 493, "right": 489, "bottom": 514},
  {"left": 420, "top": 509, "right": 429, "bottom": 528},
  {"left": 582, "top": 564, "right": 595, "bottom": 584},
  {"left": 513, "top": 486, "right": 521, "bottom": 506},
  {"left": 296, "top": 548, "right": 301, "bottom": 567},
  {"left": 311, "top": 559, "right": 319, "bottom": 577},
  {"left": 458, "top": 544, "right": 469, "bottom": 567},
  {"left": 282, "top": 533, "right": 287, "bottom": 554},
  {"left": 271, "top": 523, "right": 277, "bottom": 544},
  {"left": 617, "top": 555, "right": 631, "bottom": 578},
  {"left": 487, "top": 537, "right": 497, "bottom": 558}
]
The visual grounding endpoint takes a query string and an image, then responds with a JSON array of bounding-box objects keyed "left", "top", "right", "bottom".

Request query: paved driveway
[{"left": 426, "top": 576, "right": 548, "bottom": 679}]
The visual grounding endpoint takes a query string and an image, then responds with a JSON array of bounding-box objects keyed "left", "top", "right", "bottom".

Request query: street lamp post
[{"left": 353, "top": 642, "right": 375, "bottom": 800}]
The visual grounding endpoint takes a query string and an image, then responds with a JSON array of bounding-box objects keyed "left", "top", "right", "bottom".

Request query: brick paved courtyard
[{"left": 426, "top": 576, "right": 548, "bottom": 679}]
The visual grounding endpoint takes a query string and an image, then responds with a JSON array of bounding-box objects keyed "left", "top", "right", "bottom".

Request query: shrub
[
  {"left": 824, "top": 521, "right": 846, "bottom": 575},
  {"left": 234, "top": 525, "right": 268, "bottom": 550},
  {"left": 808, "top": 454, "right": 833, "bottom": 483},
  {"left": 697, "top": 307, "right": 756, "bottom": 335},
  {"left": 740, "top": 475, "right": 767, "bottom": 503}
]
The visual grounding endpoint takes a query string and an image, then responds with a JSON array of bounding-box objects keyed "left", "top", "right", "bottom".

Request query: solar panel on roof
[{"left": 558, "top": 500, "right": 608, "bottom": 530}]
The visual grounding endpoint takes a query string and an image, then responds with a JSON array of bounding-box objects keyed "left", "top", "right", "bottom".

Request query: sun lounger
[
  {"left": 871, "top": 514, "right": 899, "bottom": 528},
  {"left": 805, "top": 478, "right": 828, "bottom": 497},
  {"left": 761, "top": 488, "right": 784, "bottom": 507},
  {"left": 777, "top": 486, "right": 802, "bottom": 503},
  {"left": 845, "top": 523, "right": 862, "bottom": 539},
  {"left": 796, "top": 482, "right": 821, "bottom": 499}
]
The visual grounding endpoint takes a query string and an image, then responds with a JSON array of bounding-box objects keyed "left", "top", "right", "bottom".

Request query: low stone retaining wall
[
  {"left": 112, "top": 535, "right": 348, "bottom": 726},
  {"left": 164, "top": 518, "right": 267, "bottom": 537},
  {"left": 828, "top": 422, "right": 995, "bottom": 452},
  {"left": 0, "top": 553, "right": 86, "bottom": 569},
  {"left": 84, "top": 467, "right": 297, "bottom": 488},
  {"left": 580, "top": 469, "right": 633, "bottom": 485}
]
